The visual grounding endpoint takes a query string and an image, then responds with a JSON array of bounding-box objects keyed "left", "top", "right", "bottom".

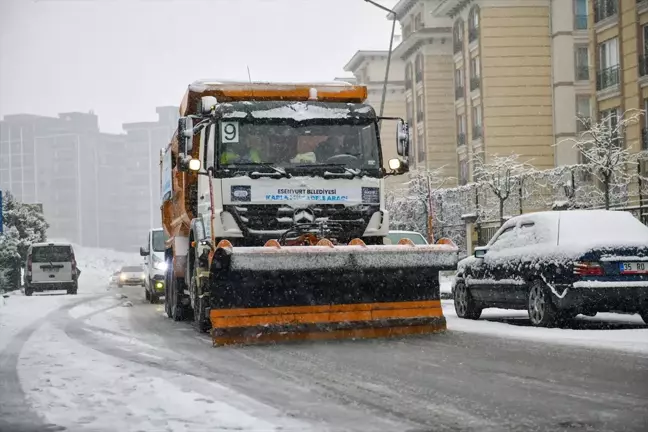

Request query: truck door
[{"left": 197, "top": 124, "right": 215, "bottom": 229}]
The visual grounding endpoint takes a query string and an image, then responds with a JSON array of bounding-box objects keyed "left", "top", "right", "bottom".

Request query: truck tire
[
  {"left": 191, "top": 273, "right": 211, "bottom": 333},
  {"left": 170, "top": 277, "right": 186, "bottom": 321},
  {"left": 24, "top": 286, "right": 33, "bottom": 297}
]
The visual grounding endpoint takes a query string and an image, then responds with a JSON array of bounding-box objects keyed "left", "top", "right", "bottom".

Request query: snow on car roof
[
  {"left": 557, "top": 209, "right": 648, "bottom": 247},
  {"left": 31, "top": 242, "right": 73, "bottom": 248}
]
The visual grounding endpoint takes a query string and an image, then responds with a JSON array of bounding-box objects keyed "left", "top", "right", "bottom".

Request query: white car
[
  {"left": 24, "top": 242, "right": 79, "bottom": 296},
  {"left": 385, "top": 230, "right": 429, "bottom": 245}
]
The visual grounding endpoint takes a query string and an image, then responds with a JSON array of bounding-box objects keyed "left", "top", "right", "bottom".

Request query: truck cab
[{"left": 139, "top": 228, "right": 168, "bottom": 303}]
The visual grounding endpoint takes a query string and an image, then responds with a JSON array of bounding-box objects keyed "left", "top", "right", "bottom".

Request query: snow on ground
[
  {"left": 442, "top": 300, "right": 648, "bottom": 355},
  {"left": 19, "top": 321, "right": 313, "bottom": 432}
]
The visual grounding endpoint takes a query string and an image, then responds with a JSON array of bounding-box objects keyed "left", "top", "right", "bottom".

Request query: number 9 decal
[{"left": 221, "top": 121, "right": 239, "bottom": 143}]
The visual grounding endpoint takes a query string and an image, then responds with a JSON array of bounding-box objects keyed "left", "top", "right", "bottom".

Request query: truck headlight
[{"left": 154, "top": 261, "right": 168, "bottom": 271}]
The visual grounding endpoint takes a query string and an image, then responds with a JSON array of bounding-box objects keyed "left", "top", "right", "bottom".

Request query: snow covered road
[{"left": 1, "top": 281, "right": 648, "bottom": 432}]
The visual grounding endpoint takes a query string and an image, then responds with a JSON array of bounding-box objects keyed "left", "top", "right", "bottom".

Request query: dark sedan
[{"left": 452, "top": 210, "right": 648, "bottom": 326}]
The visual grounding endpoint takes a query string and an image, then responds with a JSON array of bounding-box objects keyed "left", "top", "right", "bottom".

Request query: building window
[
  {"left": 593, "top": 0, "right": 617, "bottom": 24},
  {"left": 459, "top": 158, "right": 469, "bottom": 185},
  {"left": 643, "top": 99, "right": 648, "bottom": 151},
  {"left": 416, "top": 92, "right": 425, "bottom": 122},
  {"left": 455, "top": 67, "right": 464, "bottom": 100},
  {"left": 640, "top": 25, "right": 648, "bottom": 77},
  {"left": 470, "top": 56, "right": 481, "bottom": 91},
  {"left": 574, "top": 0, "right": 588, "bottom": 30},
  {"left": 406, "top": 97, "right": 414, "bottom": 130},
  {"left": 576, "top": 95, "right": 591, "bottom": 132},
  {"left": 599, "top": 106, "right": 621, "bottom": 146},
  {"left": 405, "top": 62, "right": 413, "bottom": 90},
  {"left": 414, "top": 13, "right": 423, "bottom": 31},
  {"left": 453, "top": 20, "right": 464, "bottom": 54},
  {"left": 403, "top": 23, "right": 412, "bottom": 39},
  {"left": 468, "top": 6, "right": 480, "bottom": 43},
  {"left": 457, "top": 113, "right": 466, "bottom": 146},
  {"left": 417, "top": 129, "right": 426, "bottom": 163},
  {"left": 472, "top": 105, "right": 483, "bottom": 139},
  {"left": 575, "top": 46, "right": 589, "bottom": 81},
  {"left": 596, "top": 37, "right": 620, "bottom": 90},
  {"left": 415, "top": 54, "right": 424, "bottom": 82}
]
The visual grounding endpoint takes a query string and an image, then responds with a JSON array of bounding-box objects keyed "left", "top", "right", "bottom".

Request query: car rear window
[
  {"left": 31, "top": 245, "right": 73, "bottom": 263},
  {"left": 122, "top": 266, "right": 143, "bottom": 272}
]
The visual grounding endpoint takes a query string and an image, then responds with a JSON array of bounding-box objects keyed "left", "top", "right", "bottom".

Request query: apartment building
[
  {"left": 390, "top": 0, "right": 592, "bottom": 186},
  {"left": 121, "top": 106, "right": 178, "bottom": 249},
  {"left": 585, "top": 0, "right": 648, "bottom": 162},
  {"left": 342, "top": 49, "right": 408, "bottom": 189},
  {"left": 391, "top": 1, "right": 457, "bottom": 182}
]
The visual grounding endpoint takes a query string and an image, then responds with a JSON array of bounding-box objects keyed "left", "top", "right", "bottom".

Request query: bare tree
[
  {"left": 558, "top": 109, "right": 644, "bottom": 209},
  {"left": 386, "top": 167, "right": 450, "bottom": 239},
  {"left": 473, "top": 153, "right": 536, "bottom": 226}
]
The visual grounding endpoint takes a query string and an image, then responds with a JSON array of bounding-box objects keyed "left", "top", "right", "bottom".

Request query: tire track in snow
[{"left": 0, "top": 294, "right": 104, "bottom": 432}]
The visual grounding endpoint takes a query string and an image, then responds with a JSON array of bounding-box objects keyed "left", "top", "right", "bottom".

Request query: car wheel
[
  {"left": 527, "top": 280, "right": 559, "bottom": 327},
  {"left": 454, "top": 281, "right": 482, "bottom": 320},
  {"left": 145, "top": 288, "right": 150, "bottom": 301}
]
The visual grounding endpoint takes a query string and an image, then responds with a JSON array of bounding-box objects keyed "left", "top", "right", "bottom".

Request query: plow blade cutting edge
[{"left": 207, "top": 238, "right": 459, "bottom": 346}]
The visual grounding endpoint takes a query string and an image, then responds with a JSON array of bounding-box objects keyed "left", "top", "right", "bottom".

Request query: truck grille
[{"left": 224, "top": 204, "right": 379, "bottom": 239}]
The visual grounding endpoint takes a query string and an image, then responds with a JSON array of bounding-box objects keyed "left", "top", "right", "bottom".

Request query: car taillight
[
  {"left": 27, "top": 256, "right": 32, "bottom": 272},
  {"left": 573, "top": 261, "right": 604, "bottom": 276}
]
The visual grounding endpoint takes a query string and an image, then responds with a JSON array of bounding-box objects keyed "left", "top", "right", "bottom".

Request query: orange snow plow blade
[{"left": 207, "top": 238, "right": 459, "bottom": 346}]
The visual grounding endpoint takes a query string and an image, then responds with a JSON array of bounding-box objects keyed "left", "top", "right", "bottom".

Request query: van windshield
[
  {"left": 152, "top": 230, "right": 168, "bottom": 252},
  {"left": 121, "top": 266, "right": 143, "bottom": 273},
  {"left": 31, "top": 245, "right": 73, "bottom": 263}
]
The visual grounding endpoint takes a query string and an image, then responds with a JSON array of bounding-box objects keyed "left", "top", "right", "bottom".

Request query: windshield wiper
[
  {"left": 295, "top": 164, "right": 362, "bottom": 179},
  {"left": 231, "top": 163, "right": 290, "bottom": 178}
]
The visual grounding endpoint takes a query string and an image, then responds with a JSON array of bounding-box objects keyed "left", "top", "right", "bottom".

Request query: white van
[
  {"left": 140, "top": 228, "right": 168, "bottom": 303},
  {"left": 24, "top": 242, "right": 79, "bottom": 296}
]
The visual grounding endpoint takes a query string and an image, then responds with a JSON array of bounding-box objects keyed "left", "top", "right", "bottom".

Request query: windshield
[
  {"left": 217, "top": 121, "right": 379, "bottom": 170},
  {"left": 151, "top": 230, "right": 167, "bottom": 252},
  {"left": 387, "top": 232, "right": 427, "bottom": 245},
  {"left": 31, "top": 245, "right": 73, "bottom": 263},
  {"left": 121, "top": 266, "right": 143, "bottom": 273}
]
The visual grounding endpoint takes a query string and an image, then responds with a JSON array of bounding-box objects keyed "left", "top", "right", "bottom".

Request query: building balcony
[
  {"left": 455, "top": 86, "right": 464, "bottom": 100},
  {"left": 574, "top": 14, "right": 588, "bottom": 30},
  {"left": 594, "top": 0, "right": 617, "bottom": 23},
  {"left": 472, "top": 125, "right": 483, "bottom": 139},
  {"left": 575, "top": 65, "right": 589, "bottom": 81},
  {"left": 457, "top": 133, "right": 466, "bottom": 146},
  {"left": 470, "top": 77, "right": 481, "bottom": 92},
  {"left": 596, "top": 65, "right": 620, "bottom": 91}
]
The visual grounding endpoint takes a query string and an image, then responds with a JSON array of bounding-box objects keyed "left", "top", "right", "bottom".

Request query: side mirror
[
  {"left": 474, "top": 247, "right": 488, "bottom": 258},
  {"left": 396, "top": 120, "right": 410, "bottom": 157},
  {"left": 139, "top": 247, "right": 149, "bottom": 257},
  {"left": 178, "top": 116, "right": 194, "bottom": 155}
]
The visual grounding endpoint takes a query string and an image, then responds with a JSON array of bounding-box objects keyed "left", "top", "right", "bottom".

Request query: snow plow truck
[{"left": 157, "top": 79, "right": 459, "bottom": 346}]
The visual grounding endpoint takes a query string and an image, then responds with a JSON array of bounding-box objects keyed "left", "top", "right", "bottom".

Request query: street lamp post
[{"left": 363, "top": 0, "right": 398, "bottom": 125}]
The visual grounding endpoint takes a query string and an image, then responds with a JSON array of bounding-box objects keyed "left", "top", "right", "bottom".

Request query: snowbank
[{"left": 443, "top": 301, "right": 648, "bottom": 354}]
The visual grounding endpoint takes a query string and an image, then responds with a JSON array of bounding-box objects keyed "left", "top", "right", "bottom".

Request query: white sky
[{"left": 0, "top": 0, "right": 398, "bottom": 133}]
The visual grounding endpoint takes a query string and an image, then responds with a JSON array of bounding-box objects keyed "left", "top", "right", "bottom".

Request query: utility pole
[{"left": 363, "top": 0, "right": 398, "bottom": 127}]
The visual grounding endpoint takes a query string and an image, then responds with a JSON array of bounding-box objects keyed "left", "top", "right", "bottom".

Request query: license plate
[
  {"left": 44, "top": 267, "right": 60, "bottom": 273},
  {"left": 620, "top": 262, "right": 648, "bottom": 274}
]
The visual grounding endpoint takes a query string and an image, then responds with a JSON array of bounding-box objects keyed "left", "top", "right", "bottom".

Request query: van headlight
[{"left": 154, "top": 261, "right": 168, "bottom": 271}]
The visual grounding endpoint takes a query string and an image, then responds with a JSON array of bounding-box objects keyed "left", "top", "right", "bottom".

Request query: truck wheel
[
  {"left": 170, "top": 277, "right": 185, "bottom": 321},
  {"left": 454, "top": 281, "right": 481, "bottom": 320},
  {"left": 24, "top": 286, "right": 33, "bottom": 297},
  {"left": 191, "top": 274, "right": 211, "bottom": 333}
]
